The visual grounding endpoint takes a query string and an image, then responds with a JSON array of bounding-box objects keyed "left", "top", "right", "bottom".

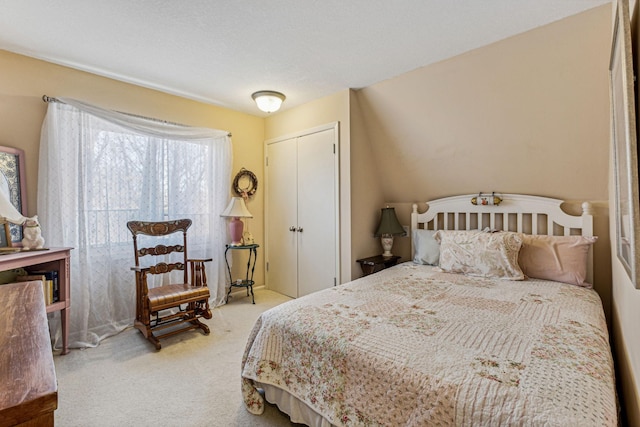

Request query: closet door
[
  {"left": 296, "top": 129, "right": 337, "bottom": 297},
  {"left": 265, "top": 137, "right": 298, "bottom": 298}
]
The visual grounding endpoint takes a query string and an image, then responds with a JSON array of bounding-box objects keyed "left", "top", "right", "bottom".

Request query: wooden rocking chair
[{"left": 127, "top": 219, "right": 212, "bottom": 350}]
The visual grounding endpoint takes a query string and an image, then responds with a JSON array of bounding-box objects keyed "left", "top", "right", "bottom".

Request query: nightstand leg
[
  {"left": 249, "top": 248, "right": 257, "bottom": 304},
  {"left": 225, "top": 285, "right": 233, "bottom": 303}
]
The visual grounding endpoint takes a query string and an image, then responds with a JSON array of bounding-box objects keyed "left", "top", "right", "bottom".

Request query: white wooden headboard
[{"left": 411, "top": 194, "right": 595, "bottom": 283}]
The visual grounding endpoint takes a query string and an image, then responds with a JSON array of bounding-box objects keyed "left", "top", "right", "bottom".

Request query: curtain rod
[{"left": 42, "top": 95, "right": 232, "bottom": 137}]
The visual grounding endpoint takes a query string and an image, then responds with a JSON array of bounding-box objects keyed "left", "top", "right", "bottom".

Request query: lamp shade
[
  {"left": 374, "top": 207, "right": 405, "bottom": 237},
  {"left": 251, "top": 90, "right": 285, "bottom": 113},
  {"left": 220, "top": 197, "right": 253, "bottom": 218}
]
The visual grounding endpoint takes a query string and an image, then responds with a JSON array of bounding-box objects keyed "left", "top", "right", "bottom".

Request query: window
[{"left": 39, "top": 98, "right": 231, "bottom": 348}]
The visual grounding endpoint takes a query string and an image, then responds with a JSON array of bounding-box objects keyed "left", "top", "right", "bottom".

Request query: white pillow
[
  {"left": 434, "top": 230, "right": 525, "bottom": 280},
  {"left": 412, "top": 229, "right": 440, "bottom": 265}
]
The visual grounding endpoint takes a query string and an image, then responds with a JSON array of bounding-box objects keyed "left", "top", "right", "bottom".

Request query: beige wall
[
  {"left": 355, "top": 5, "right": 610, "bottom": 203},
  {"left": 264, "top": 90, "right": 354, "bottom": 281},
  {"left": 348, "top": 90, "right": 387, "bottom": 278},
  {"left": 349, "top": 3, "right": 630, "bottom": 421},
  {"left": 611, "top": 1, "right": 640, "bottom": 424},
  {"left": 348, "top": 3, "right": 628, "bottom": 418},
  {"left": 264, "top": 90, "right": 390, "bottom": 281},
  {"left": 352, "top": 4, "right": 612, "bottom": 305},
  {"left": 1, "top": 2, "right": 633, "bottom": 420},
  {"left": 611, "top": 202, "right": 640, "bottom": 426},
  {"left": 262, "top": 6, "right": 615, "bottom": 297},
  {"left": 0, "top": 49, "right": 265, "bottom": 284}
]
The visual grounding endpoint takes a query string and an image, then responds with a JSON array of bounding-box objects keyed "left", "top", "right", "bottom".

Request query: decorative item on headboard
[{"left": 471, "top": 192, "right": 503, "bottom": 206}]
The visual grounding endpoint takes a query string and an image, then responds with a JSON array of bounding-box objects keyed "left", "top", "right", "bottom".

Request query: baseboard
[{"left": 612, "top": 299, "right": 640, "bottom": 427}]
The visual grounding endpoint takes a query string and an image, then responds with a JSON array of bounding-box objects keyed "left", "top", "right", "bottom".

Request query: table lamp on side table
[
  {"left": 221, "top": 197, "right": 253, "bottom": 246},
  {"left": 374, "top": 206, "right": 406, "bottom": 257}
]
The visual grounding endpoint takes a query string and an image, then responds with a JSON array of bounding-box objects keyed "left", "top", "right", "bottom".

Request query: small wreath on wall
[{"left": 233, "top": 167, "right": 258, "bottom": 199}]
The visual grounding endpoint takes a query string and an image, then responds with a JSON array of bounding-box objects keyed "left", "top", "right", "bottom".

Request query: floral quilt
[{"left": 241, "top": 262, "right": 617, "bottom": 426}]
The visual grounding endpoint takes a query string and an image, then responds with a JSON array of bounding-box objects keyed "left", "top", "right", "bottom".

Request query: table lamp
[
  {"left": 221, "top": 197, "right": 253, "bottom": 246},
  {"left": 374, "top": 206, "right": 406, "bottom": 257}
]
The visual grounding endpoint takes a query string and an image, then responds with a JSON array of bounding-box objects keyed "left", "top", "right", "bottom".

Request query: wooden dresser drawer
[{"left": 0, "top": 281, "right": 57, "bottom": 426}]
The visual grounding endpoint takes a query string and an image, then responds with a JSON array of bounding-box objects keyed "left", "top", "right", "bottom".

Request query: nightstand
[
  {"left": 356, "top": 255, "right": 401, "bottom": 276},
  {"left": 224, "top": 244, "right": 258, "bottom": 304}
]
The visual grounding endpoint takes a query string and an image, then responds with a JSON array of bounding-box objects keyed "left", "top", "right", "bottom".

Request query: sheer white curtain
[{"left": 38, "top": 98, "right": 232, "bottom": 349}]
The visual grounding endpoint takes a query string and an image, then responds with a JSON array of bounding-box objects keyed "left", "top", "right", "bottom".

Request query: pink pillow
[{"left": 518, "top": 235, "right": 597, "bottom": 287}]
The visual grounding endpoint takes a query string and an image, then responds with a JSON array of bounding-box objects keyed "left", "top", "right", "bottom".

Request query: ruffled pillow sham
[{"left": 434, "top": 230, "right": 524, "bottom": 280}]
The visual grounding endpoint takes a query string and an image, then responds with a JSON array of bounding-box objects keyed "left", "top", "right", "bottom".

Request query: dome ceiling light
[{"left": 251, "top": 90, "right": 286, "bottom": 113}]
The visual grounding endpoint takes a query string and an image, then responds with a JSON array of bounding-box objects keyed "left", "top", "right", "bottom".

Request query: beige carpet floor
[{"left": 53, "top": 288, "right": 303, "bottom": 427}]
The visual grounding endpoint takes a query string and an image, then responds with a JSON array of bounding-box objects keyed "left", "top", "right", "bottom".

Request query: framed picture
[
  {"left": 0, "top": 146, "right": 27, "bottom": 245},
  {"left": 0, "top": 223, "right": 11, "bottom": 248},
  {"left": 610, "top": 0, "right": 640, "bottom": 288}
]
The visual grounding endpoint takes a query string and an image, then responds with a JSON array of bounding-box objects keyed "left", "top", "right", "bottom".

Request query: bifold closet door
[
  {"left": 266, "top": 127, "right": 338, "bottom": 298},
  {"left": 265, "top": 137, "right": 298, "bottom": 298},
  {"left": 296, "top": 129, "right": 336, "bottom": 297}
]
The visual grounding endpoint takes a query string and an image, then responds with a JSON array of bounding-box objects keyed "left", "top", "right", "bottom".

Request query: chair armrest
[
  {"left": 130, "top": 266, "right": 150, "bottom": 298},
  {"left": 188, "top": 259, "right": 211, "bottom": 287},
  {"left": 187, "top": 258, "right": 213, "bottom": 263}
]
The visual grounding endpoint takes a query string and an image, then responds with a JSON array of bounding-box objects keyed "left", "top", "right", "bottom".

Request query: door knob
[
  {"left": 289, "top": 226, "right": 296, "bottom": 232},
  {"left": 297, "top": 227, "right": 303, "bottom": 233}
]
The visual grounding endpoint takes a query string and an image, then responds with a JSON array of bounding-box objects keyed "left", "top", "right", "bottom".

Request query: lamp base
[
  {"left": 380, "top": 235, "right": 394, "bottom": 257},
  {"left": 229, "top": 217, "right": 244, "bottom": 246}
]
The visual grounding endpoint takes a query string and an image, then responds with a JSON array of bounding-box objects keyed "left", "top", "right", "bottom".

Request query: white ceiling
[{"left": 0, "top": 0, "right": 609, "bottom": 116}]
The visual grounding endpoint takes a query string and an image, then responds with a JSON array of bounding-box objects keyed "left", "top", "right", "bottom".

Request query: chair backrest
[{"left": 127, "top": 219, "right": 192, "bottom": 284}]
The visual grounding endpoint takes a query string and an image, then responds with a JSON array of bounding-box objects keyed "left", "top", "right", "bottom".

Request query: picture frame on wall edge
[
  {"left": 0, "top": 145, "right": 27, "bottom": 246},
  {"left": 610, "top": 0, "right": 640, "bottom": 289}
]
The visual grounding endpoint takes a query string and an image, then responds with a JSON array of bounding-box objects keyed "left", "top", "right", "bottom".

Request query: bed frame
[
  {"left": 244, "top": 193, "right": 608, "bottom": 426},
  {"left": 411, "top": 193, "right": 595, "bottom": 283}
]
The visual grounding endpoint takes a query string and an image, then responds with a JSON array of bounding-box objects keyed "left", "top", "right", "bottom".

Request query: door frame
[{"left": 264, "top": 122, "right": 340, "bottom": 294}]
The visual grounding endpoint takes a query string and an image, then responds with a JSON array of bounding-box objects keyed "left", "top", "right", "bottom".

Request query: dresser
[
  {"left": 0, "top": 281, "right": 57, "bottom": 426},
  {"left": 0, "top": 248, "right": 72, "bottom": 354}
]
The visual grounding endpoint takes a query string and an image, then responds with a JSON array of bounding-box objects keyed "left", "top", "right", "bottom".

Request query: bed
[{"left": 241, "top": 194, "right": 617, "bottom": 426}]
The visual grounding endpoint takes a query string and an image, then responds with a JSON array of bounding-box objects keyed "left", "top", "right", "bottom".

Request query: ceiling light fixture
[{"left": 251, "top": 90, "right": 286, "bottom": 113}]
